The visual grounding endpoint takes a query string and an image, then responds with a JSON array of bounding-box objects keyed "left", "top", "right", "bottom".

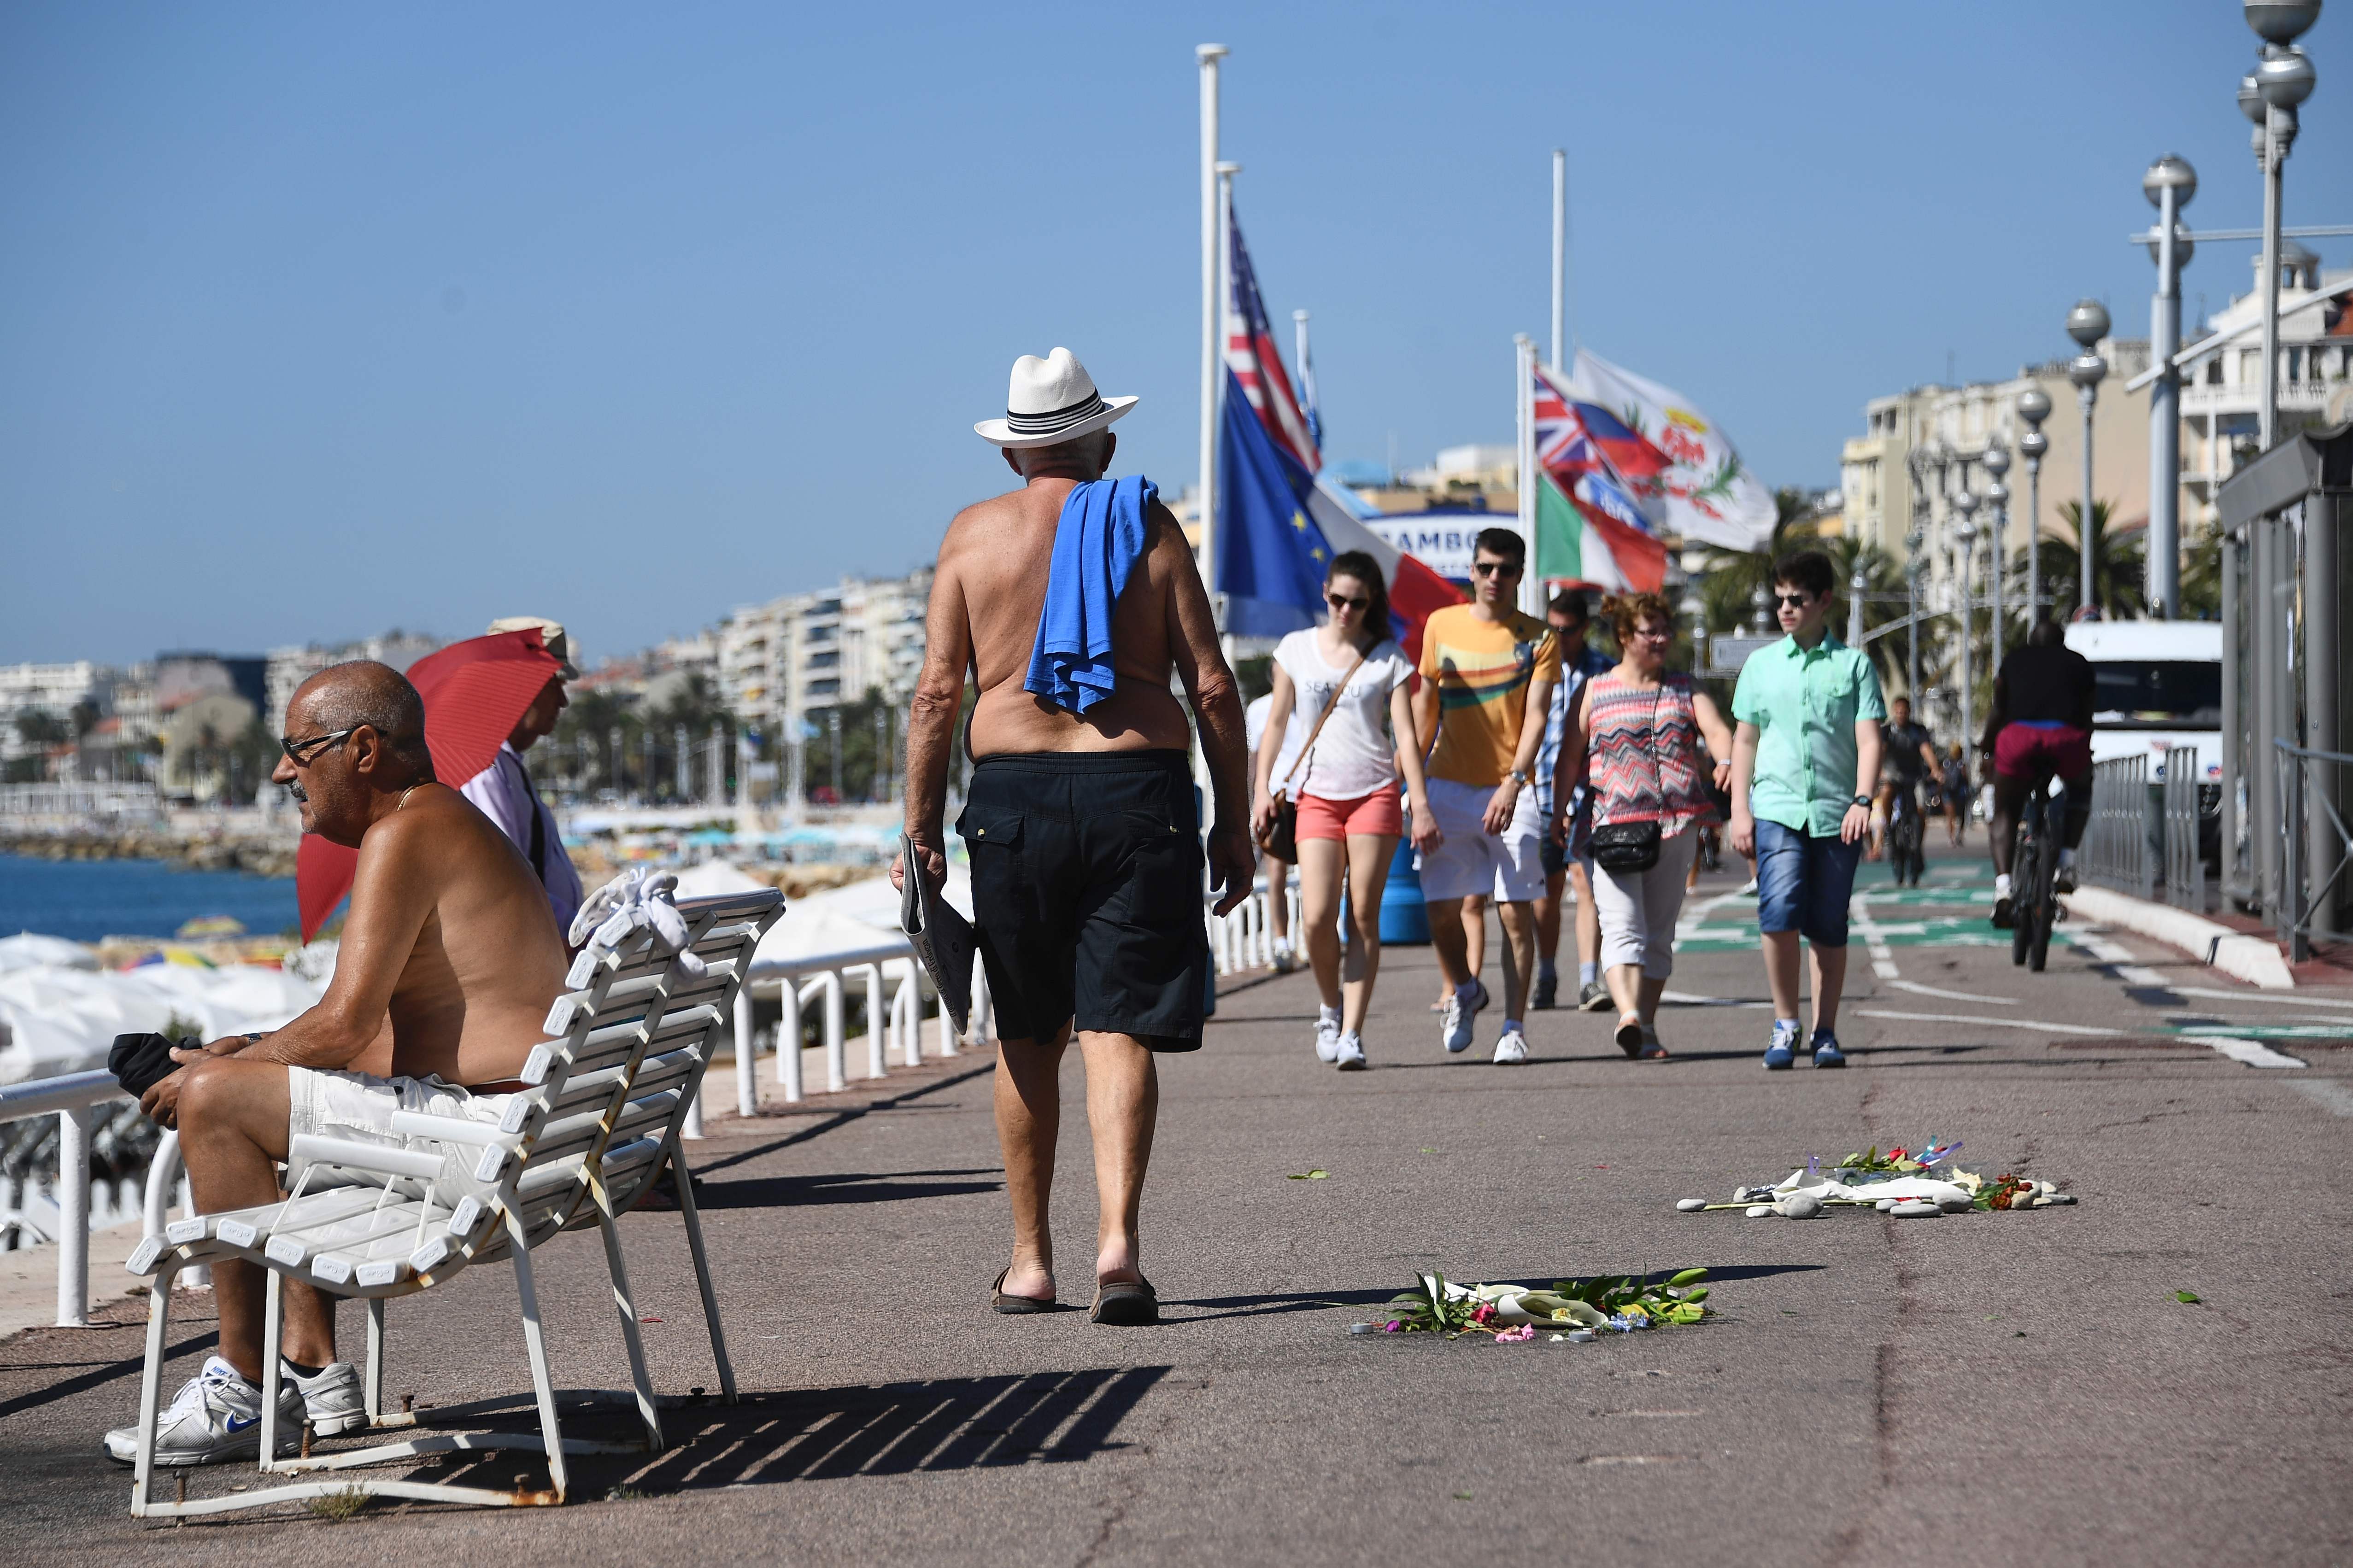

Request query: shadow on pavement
[
  {"left": 697, "top": 1168, "right": 1005, "bottom": 1208},
  {"left": 426, "top": 1366, "right": 1171, "bottom": 1496}
]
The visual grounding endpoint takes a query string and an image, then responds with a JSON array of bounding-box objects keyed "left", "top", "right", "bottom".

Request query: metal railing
[
  {"left": 2162, "top": 748, "right": 2207, "bottom": 913},
  {"left": 1207, "top": 872, "right": 1300, "bottom": 977},
  {"left": 0, "top": 1072, "right": 200, "bottom": 1329},
  {"left": 2084, "top": 756, "right": 2158, "bottom": 902},
  {"left": 727, "top": 942, "right": 983, "bottom": 1121},
  {"left": 2277, "top": 740, "right": 2353, "bottom": 962}
]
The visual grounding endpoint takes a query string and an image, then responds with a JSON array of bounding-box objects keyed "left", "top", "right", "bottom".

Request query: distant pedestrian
[
  {"left": 1533, "top": 588, "right": 1616, "bottom": 1012},
  {"left": 1560, "top": 593, "right": 1732, "bottom": 1059},
  {"left": 1411, "top": 528, "right": 1559, "bottom": 1064},
  {"left": 1250, "top": 553, "right": 1436, "bottom": 1069},
  {"left": 1244, "top": 690, "right": 1301, "bottom": 972},
  {"left": 465, "top": 615, "right": 587, "bottom": 934},
  {"left": 1941, "top": 743, "right": 1971, "bottom": 845},
  {"left": 898, "top": 348, "right": 1251, "bottom": 1326},
  {"left": 1727, "top": 550, "right": 1885, "bottom": 1070}
]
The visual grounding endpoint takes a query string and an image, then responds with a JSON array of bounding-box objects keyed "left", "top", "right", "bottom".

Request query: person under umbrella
[{"left": 468, "top": 615, "right": 586, "bottom": 933}]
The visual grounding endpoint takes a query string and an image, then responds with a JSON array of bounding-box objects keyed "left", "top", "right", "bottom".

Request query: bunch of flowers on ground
[{"left": 1375, "top": 1269, "right": 1712, "bottom": 1341}]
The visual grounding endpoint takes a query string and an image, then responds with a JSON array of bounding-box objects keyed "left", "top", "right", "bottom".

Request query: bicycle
[
  {"left": 1886, "top": 781, "right": 1926, "bottom": 887},
  {"left": 2007, "top": 768, "right": 2064, "bottom": 971}
]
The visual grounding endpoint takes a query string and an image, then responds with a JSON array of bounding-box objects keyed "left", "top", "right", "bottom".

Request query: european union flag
[{"left": 1216, "top": 369, "right": 1332, "bottom": 638}]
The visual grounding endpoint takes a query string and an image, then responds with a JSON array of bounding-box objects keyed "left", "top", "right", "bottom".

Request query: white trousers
[{"left": 1590, "top": 827, "right": 1698, "bottom": 979}]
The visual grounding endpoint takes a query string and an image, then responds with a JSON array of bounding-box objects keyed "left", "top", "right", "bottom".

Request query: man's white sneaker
[
  {"left": 1333, "top": 1032, "right": 1367, "bottom": 1071},
  {"left": 290, "top": 1361, "right": 368, "bottom": 1438},
  {"left": 1440, "top": 993, "right": 1476, "bottom": 1053},
  {"left": 1314, "top": 1014, "right": 1342, "bottom": 1063},
  {"left": 103, "top": 1355, "right": 298, "bottom": 1467},
  {"left": 1491, "top": 1028, "right": 1529, "bottom": 1065}
]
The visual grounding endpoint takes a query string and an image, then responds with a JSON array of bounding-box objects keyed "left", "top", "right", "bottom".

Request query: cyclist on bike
[
  {"left": 1872, "top": 696, "right": 1941, "bottom": 860},
  {"left": 1978, "top": 617, "right": 2098, "bottom": 927}
]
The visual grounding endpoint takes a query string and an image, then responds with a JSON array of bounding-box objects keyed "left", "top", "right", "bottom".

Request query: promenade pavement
[{"left": 2, "top": 842, "right": 2348, "bottom": 1565}]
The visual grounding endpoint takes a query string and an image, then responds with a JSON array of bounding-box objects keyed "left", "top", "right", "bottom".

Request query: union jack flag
[{"left": 1533, "top": 363, "right": 1669, "bottom": 486}]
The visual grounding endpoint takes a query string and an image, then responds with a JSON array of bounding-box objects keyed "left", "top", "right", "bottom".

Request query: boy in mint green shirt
[{"left": 1727, "top": 550, "right": 1885, "bottom": 1070}]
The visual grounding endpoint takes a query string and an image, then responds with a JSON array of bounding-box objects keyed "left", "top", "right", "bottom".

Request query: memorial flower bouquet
[{"left": 1381, "top": 1270, "right": 1712, "bottom": 1338}]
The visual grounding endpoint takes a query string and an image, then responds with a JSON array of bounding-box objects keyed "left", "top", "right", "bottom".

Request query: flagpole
[
  {"left": 1197, "top": 44, "right": 1227, "bottom": 631},
  {"left": 1515, "top": 333, "right": 1540, "bottom": 616},
  {"left": 1216, "top": 159, "right": 1240, "bottom": 661},
  {"left": 1293, "top": 308, "right": 1310, "bottom": 398},
  {"left": 1550, "top": 149, "right": 1566, "bottom": 374}
]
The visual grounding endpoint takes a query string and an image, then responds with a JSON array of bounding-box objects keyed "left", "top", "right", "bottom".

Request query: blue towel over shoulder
[{"left": 1025, "top": 474, "right": 1158, "bottom": 714}]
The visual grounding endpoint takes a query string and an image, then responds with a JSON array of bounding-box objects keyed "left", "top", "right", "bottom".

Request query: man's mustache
[{"left": 284, "top": 781, "right": 308, "bottom": 803}]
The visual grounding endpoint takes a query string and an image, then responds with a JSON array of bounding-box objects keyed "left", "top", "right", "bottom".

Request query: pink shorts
[{"left": 1296, "top": 787, "right": 1404, "bottom": 842}]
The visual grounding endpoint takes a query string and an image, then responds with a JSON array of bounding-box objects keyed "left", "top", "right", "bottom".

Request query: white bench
[{"left": 120, "top": 887, "right": 784, "bottom": 1517}]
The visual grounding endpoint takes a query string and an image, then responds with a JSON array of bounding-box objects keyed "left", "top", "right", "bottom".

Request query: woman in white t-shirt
[{"left": 1250, "top": 552, "right": 1437, "bottom": 1069}]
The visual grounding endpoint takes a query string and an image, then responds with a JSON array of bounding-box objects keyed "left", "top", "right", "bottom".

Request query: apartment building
[{"left": 718, "top": 568, "right": 932, "bottom": 745}]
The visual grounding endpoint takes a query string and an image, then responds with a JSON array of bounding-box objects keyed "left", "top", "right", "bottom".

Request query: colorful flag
[
  {"left": 1535, "top": 367, "right": 1670, "bottom": 485},
  {"left": 1225, "top": 204, "right": 1320, "bottom": 472},
  {"left": 1219, "top": 369, "right": 1462, "bottom": 660},
  {"left": 1569, "top": 349, "right": 1774, "bottom": 550},
  {"left": 1528, "top": 363, "right": 1670, "bottom": 592}
]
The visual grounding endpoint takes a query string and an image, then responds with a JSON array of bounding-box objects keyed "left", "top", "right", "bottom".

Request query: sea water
[{"left": 0, "top": 854, "right": 300, "bottom": 944}]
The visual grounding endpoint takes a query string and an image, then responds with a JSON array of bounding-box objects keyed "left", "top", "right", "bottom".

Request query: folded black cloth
[{"left": 109, "top": 1033, "right": 192, "bottom": 1099}]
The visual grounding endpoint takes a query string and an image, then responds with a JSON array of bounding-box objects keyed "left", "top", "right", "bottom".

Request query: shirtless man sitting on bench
[{"left": 105, "top": 659, "right": 569, "bottom": 1467}]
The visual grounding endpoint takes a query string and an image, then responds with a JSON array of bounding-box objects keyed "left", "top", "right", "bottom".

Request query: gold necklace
[{"left": 396, "top": 784, "right": 425, "bottom": 811}]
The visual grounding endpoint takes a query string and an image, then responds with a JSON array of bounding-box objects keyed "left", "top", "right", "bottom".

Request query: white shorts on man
[
  {"left": 288, "top": 1066, "right": 519, "bottom": 1186},
  {"left": 1415, "top": 776, "right": 1546, "bottom": 902}
]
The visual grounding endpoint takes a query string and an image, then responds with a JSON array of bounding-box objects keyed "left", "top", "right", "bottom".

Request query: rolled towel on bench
[{"left": 569, "top": 866, "right": 707, "bottom": 977}]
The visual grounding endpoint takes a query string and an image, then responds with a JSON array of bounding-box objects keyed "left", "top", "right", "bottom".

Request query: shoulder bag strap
[{"left": 1279, "top": 646, "right": 1368, "bottom": 791}]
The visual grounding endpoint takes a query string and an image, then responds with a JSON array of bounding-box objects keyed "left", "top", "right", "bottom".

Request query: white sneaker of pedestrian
[
  {"left": 1491, "top": 1027, "right": 1529, "bottom": 1065},
  {"left": 1272, "top": 941, "right": 1296, "bottom": 975},
  {"left": 290, "top": 1361, "right": 368, "bottom": 1438},
  {"left": 1440, "top": 991, "right": 1476, "bottom": 1053},
  {"left": 1333, "top": 1032, "right": 1367, "bottom": 1071},
  {"left": 1314, "top": 1012, "right": 1342, "bottom": 1063},
  {"left": 104, "top": 1355, "right": 299, "bottom": 1467}
]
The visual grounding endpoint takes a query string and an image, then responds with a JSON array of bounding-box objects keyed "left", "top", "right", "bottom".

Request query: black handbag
[{"left": 1588, "top": 685, "right": 1666, "bottom": 872}]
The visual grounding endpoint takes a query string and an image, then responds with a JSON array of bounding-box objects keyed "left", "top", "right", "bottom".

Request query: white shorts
[
  {"left": 1415, "top": 776, "right": 1546, "bottom": 903},
  {"left": 287, "top": 1067, "right": 518, "bottom": 1186}
]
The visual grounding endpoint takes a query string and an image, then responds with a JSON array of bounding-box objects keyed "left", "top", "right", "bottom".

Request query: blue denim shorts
[{"left": 1753, "top": 818, "right": 1863, "bottom": 947}]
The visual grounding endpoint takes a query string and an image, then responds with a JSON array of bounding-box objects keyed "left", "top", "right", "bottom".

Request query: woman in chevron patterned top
[{"left": 1558, "top": 592, "right": 1733, "bottom": 1060}]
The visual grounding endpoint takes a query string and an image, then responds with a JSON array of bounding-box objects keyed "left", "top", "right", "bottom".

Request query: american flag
[{"left": 1225, "top": 204, "right": 1321, "bottom": 473}]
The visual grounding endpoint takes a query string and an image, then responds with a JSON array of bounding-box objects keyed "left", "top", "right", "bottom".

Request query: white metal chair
[{"left": 120, "top": 888, "right": 783, "bottom": 1517}]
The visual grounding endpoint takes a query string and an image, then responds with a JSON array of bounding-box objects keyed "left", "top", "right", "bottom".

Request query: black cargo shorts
[{"left": 956, "top": 749, "right": 1209, "bottom": 1051}]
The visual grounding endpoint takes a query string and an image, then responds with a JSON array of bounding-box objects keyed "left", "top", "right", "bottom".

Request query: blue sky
[{"left": 3, "top": 1, "right": 2347, "bottom": 668}]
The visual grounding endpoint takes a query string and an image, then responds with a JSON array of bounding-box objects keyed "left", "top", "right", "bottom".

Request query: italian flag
[{"left": 1534, "top": 468, "right": 1669, "bottom": 593}]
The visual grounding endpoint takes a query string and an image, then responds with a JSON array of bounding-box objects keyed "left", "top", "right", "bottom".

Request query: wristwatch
[
  {"left": 1850, "top": 794, "right": 1872, "bottom": 808},
  {"left": 1508, "top": 768, "right": 1530, "bottom": 787}
]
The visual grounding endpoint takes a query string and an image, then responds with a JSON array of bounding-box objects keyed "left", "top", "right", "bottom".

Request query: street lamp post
[
  {"left": 1905, "top": 526, "right": 1925, "bottom": 704},
  {"left": 2242, "top": 2, "right": 2319, "bottom": 451},
  {"left": 2065, "top": 301, "right": 2110, "bottom": 617},
  {"left": 1982, "top": 439, "right": 2011, "bottom": 658},
  {"left": 2017, "top": 390, "right": 2051, "bottom": 627},
  {"left": 1954, "top": 492, "right": 1980, "bottom": 750},
  {"left": 2236, "top": 1, "right": 2320, "bottom": 920},
  {"left": 2143, "top": 155, "right": 2197, "bottom": 617}
]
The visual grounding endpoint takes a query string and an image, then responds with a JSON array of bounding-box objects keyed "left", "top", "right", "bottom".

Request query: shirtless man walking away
[
  {"left": 105, "top": 660, "right": 569, "bottom": 1466},
  {"left": 898, "top": 348, "right": 1252, "bottom": 1327}
]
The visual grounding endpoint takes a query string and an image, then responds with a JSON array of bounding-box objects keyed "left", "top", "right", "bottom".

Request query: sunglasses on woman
[{"left": 1327, "top": 592, "right": 1370, "bottom": 612}]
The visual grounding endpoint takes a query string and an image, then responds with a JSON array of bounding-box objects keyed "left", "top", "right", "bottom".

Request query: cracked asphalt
[{"left": 2, "top": 843, "right": 2347, "bottom": 1566}]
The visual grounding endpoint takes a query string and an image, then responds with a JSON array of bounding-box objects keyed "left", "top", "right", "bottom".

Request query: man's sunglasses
[
  {"left": 1773, "top": 591, "right": 1814, "bottom": 608},
  {"left": 1327, "top": 592, "right": 1370, "bottom": 612},
  {"left": 1470, "top": 560, "right": 1522, "bottom": 577},
  {"left": 279, "top": 726, "right": 363, "bottom": 766}
]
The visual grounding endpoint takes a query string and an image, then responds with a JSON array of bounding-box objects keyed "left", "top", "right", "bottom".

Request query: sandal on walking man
[
  {"left": 897, "top": 349, "right": 1252, "bottom": 1327},
  {"left": 1411, "top": 528, "right": 1560, "bottom": 1065}
]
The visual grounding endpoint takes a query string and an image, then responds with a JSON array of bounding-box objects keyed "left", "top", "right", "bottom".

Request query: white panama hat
[{"left": 974, "top": 347, "right": 1138, "bottom": 448}]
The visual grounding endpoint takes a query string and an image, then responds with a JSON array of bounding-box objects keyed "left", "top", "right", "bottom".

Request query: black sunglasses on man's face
[
  {"left": 1773, "top": 591, "right": 1813, "bottom": 608},
  {"left": 1471, "top": 559, "right": 1522, "bottom": 578},
  {"left": 279, "top": 727, "right": 361, "bottom": 766}
]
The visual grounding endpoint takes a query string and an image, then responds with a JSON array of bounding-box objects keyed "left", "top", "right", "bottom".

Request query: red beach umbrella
[{"left": 294, "top": 629, "right": 563, "bottom": 940}]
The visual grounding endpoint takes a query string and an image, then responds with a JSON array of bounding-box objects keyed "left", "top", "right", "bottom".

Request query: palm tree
[{"left": 2039, "top": 500, "right": 2145, "bottom": 619}]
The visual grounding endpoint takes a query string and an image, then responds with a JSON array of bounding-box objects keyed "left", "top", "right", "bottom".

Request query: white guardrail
[{"left": 2, "top": 872, "right": 1304, "bottom": 1334}]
